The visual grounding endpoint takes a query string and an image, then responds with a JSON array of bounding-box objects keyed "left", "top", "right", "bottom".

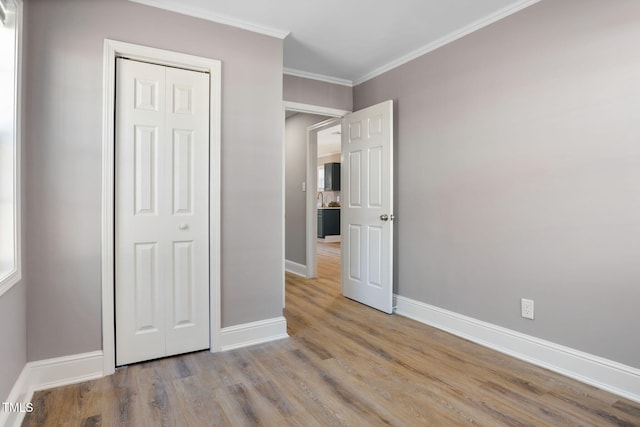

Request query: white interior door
[
  {"left": 341, "top": 100, "right": 394, "bottom": 313},
  {"left": 115, "top": 58, "right": 210, "bottom": 365}
]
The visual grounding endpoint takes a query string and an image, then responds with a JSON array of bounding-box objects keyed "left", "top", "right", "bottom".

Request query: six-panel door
[
  {"left": 115, "top": 58, "right": 210, "bottom": 365},
  {"left": 341, "top": 100, "right": 394, "bottom": 314}
]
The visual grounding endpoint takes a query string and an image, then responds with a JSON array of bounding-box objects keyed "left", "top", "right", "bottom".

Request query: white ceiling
[
  {"left": 317, "top": 125, "right": 341, "bottom": 157},
  {"left": 131, "top": 0, "right": 539, "bottom": 85}
]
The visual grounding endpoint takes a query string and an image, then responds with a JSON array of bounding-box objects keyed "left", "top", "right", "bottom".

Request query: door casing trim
[{"left": 101, "top": 39, "right": 222, "bottom": 375}]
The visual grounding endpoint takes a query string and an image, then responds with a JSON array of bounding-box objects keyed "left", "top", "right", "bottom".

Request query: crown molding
[
  {"left": 128, "top": 0, "right": 541, "bottom": 88},
  {"left": 283, "top": 68, "right": 353, "bottom": 87},
  {"left": 128, "top": 0, "right": 290, "bottom": 39},
  {"left": 354, "top": 0, "right": 542, "bottom": 85}
]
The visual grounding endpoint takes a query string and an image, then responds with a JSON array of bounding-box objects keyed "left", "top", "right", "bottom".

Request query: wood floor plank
[{"left": 22, "top": 242, "right": 640, "bottom": 426}]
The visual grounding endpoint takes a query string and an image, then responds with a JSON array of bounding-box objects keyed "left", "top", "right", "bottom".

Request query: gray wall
[
  {"left": 23, "top": 0, "right": 284, "bottom": 361},
  {"left": 285, "top": 113, "right": 328, "bottom": 265},
  {"left": 0, "top": 0, "right": 27, "bottom": 401},
  {"left": 0, "top": 281, "right": 26, "bottom": 401},
  {"left": 284, "top": 74, "right": 353, "bottom": 111},
  {"left": 354, "top": 0, "right": 640, "bottom": 368}
]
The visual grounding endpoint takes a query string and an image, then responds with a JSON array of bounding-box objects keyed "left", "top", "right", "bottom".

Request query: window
[{"left": 0, "top": 0, "right": 21, "bottom": 295}]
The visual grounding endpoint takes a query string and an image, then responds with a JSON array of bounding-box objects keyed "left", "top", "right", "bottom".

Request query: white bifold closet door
[{"left": 115, "top": 58, "right": 210, "bottom": 366}]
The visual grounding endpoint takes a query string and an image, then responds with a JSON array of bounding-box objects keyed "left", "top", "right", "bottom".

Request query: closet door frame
[{"left": 101, "top": 39, "right": 222, "bottom": 375}]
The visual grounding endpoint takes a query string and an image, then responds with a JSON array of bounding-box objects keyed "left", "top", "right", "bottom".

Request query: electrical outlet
[{"left": 521, "top": 298, "right": 534, "bottom": 319}]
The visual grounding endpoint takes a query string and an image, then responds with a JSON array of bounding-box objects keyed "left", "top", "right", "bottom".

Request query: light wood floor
[{"left": 23, "top": 242, "right": 640, "bottom": 426}]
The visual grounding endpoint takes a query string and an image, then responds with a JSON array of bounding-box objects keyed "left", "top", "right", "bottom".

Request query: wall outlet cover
[{"left": 521, "top": 298, "right": 534, "bottom": 320}]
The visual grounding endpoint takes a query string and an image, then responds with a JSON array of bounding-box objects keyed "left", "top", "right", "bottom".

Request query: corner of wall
[{"left": 0, "top": 351, "right": 104, "bottom": 427}]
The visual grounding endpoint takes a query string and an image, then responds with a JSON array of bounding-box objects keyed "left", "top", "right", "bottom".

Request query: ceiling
[
  {"left": 317, "top": 125, "right": 341, "bottom": 157},
  {"left": 131, "top": 0, "right": 539, "bottom": 86}
]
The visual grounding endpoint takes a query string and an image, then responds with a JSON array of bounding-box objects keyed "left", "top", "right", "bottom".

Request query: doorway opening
[
  {"left": 314, "top": 121, "right": 343, "bottom": 281},
  {"left": 306, "top": 117, "right": 343, "bottom": 279},
  {"left": 284, "top": 100, "right": 395, "bottom": 314},
  {"left": 283, "top": 102, "right": 348, "bottom": 299}
]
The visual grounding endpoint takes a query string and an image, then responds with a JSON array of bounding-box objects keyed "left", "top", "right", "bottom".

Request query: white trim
[
  {"left": 320, "top": 235, "right": 341, "bottom": 243},
  {"left": 207, "top": 53, "right": 223, "bottom": 355},
  {"left": 281, "top": 100, "right": 286, "bottom": 310},
  {"left": 285, "top": 259, "right": 307, "bottom": 277},
  {"left": 284, "top": 68, "right": 353, "bottom": 88},
  {"left": 0, "top": 0, "right": 22, "bottom": 297},
  {"left": 130, "top": 0, "right": 540, "bottom": 86},
  {"left": 128, "top": 0, "right": 289, "bottom": 39},
  {"left": 284, "top": 101, "right": 349, "bottom": 118},
  {"left": 3, "top": 365, "right": 29, "bottom": 406},
  {"left": 220, "top": 317, "right": 288, "bottom": 351},
  {"left": 1, "top": 351, "right": 104, "bottom": 427},
  {"left": 101, "top": 39, "right": 222, "bottom": 374},
  {"left": 394, "top": 295, "right": 640, "bottom": 403},
  {"left": 1, "top": 364, "right": 29, "bottom": 427},
  {"left": 354, "top": 0, "right": 542, "bottom": 85},
  {"left": 27, "top": 351, "right": 104, "bottom": 392}
]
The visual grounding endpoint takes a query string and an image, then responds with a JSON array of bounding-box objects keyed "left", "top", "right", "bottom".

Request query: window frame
[{"left": 0, "top": 0, "right": 22, "bottom": 296}]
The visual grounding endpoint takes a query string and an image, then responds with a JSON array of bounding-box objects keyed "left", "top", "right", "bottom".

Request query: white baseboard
[
  {"left": 394, "top": 295, "right": 640, "bottom": 403},
  {"left": 319, "top": 235, "right": 341, "bottom": 243},
  {"left": 1, "top": 351, "right": 104, "bottom": 427},
  {"left": 220, "top": 316, "right": 289, "bottom": 351},
  {"left": 285, "top": 259, "right": 307, "bottom": 277},
  {"left": 27, "top": 351, "right": 104, "bottom": 392},
  {"left": 1, "top": 365, "right": 30, "bottom": 427}
]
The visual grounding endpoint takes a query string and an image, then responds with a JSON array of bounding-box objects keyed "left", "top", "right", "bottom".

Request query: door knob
[
  {"left": 380, "top": 214, "right": 389, "bottom": 221},
  {"left": 179, "top": 223, "right": 188, "bottom": 230}
]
